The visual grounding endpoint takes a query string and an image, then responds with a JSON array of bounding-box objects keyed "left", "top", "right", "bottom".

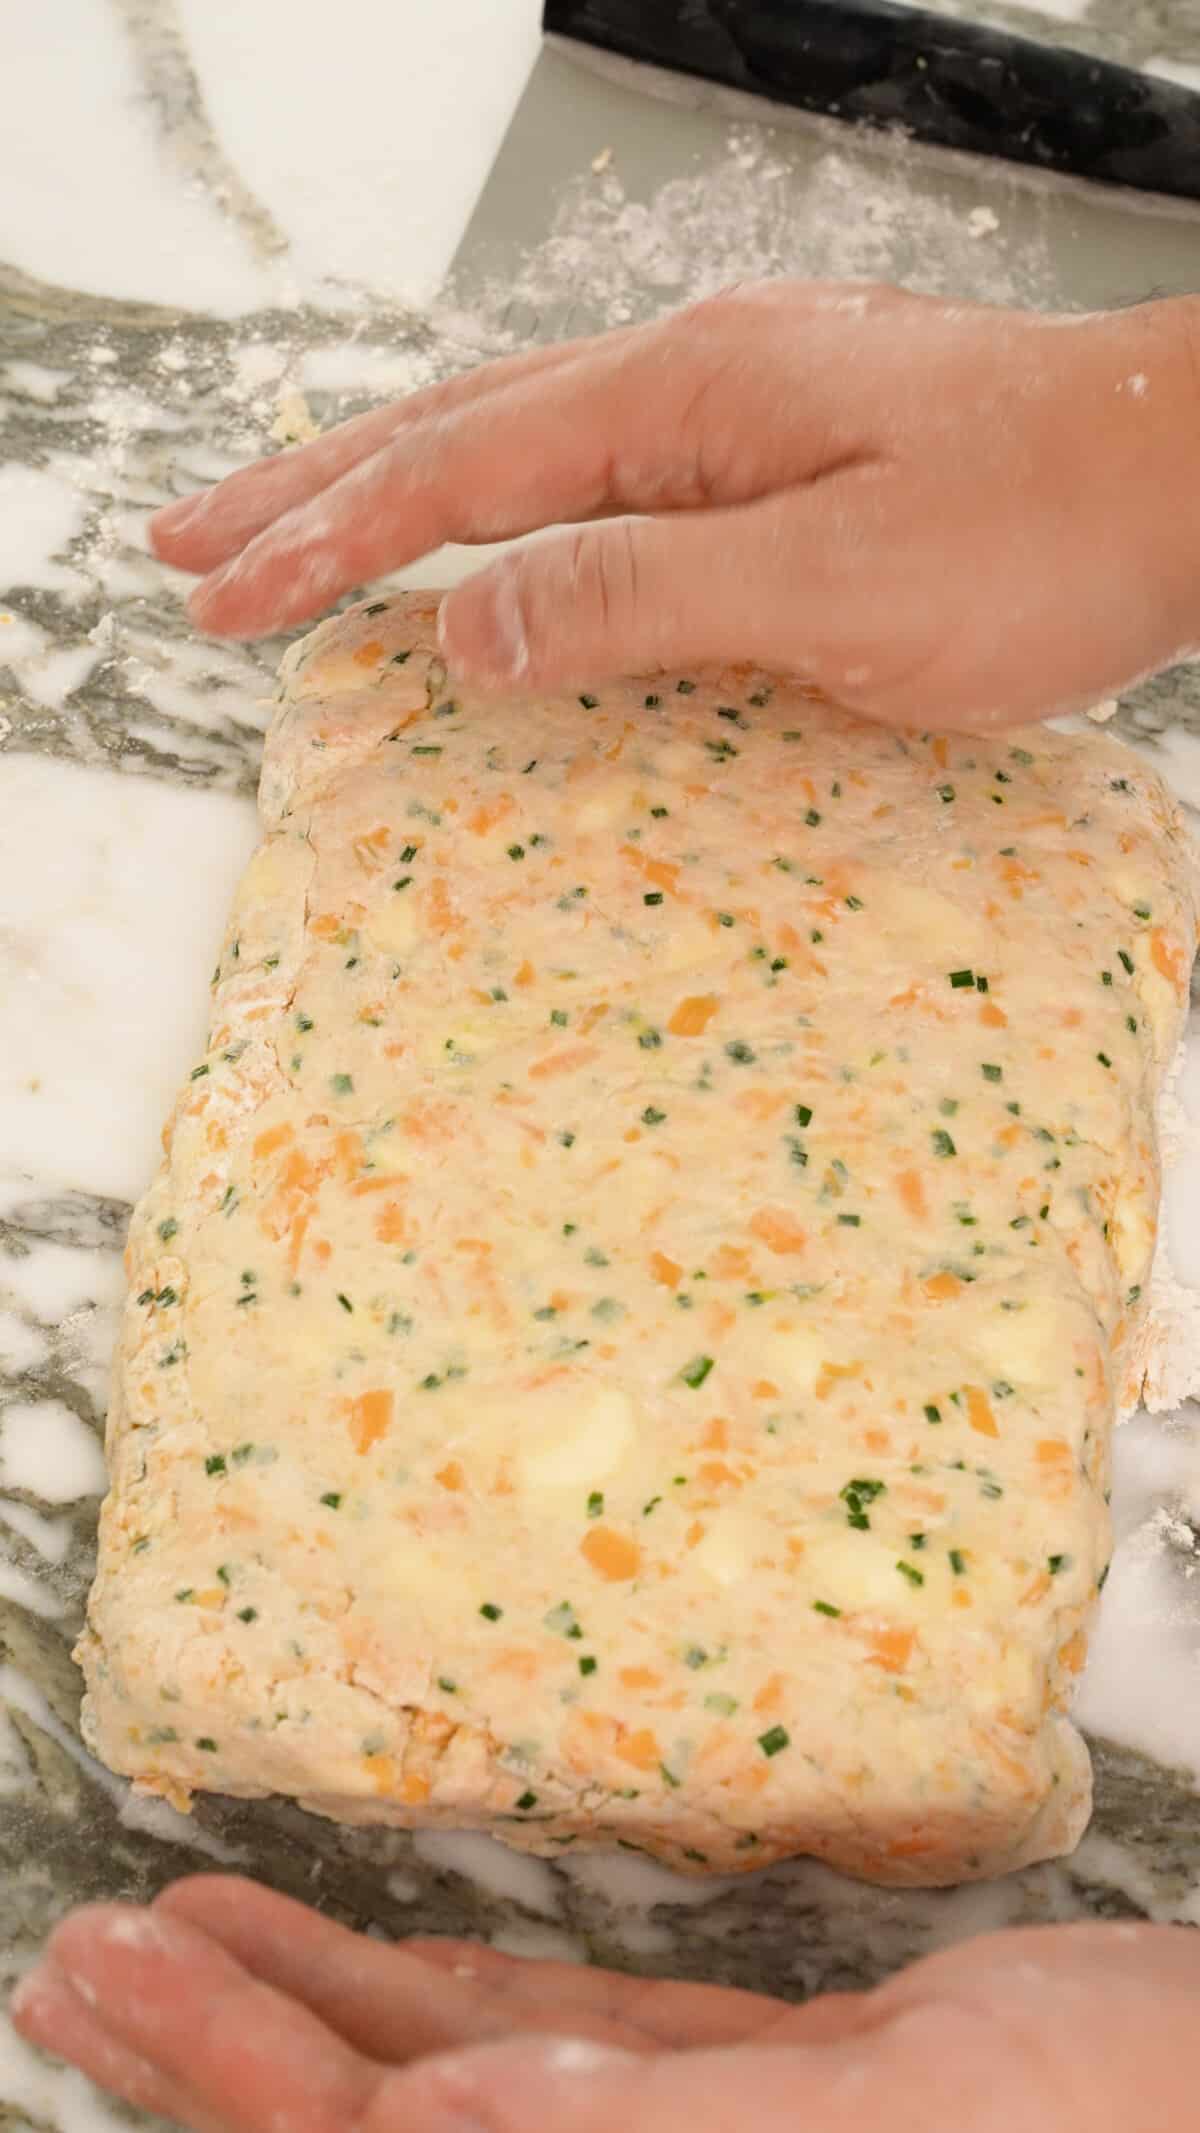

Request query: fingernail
[
  {"left": 187, "top": 582, "right": 219, "bottom": 624},
  {"left": 439, "top": 572, "right": 530, "bottom": 685},
  {"left": 151, "top": 493, "right": 207, "bottom": 537},
  {"left": 10, "top": 1959, "right": 96, "bottom": 2029},
  {"left": 10, "top": 1961, "right": 53, "bottom": 2020},
  {"left": 539, "top": 2038, "right": 635, "bottom": 2076}
]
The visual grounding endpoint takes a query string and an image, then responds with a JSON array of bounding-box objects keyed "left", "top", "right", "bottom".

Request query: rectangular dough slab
[{"left": 79, "top": 592, "right": 1199, "bottom": 1885}]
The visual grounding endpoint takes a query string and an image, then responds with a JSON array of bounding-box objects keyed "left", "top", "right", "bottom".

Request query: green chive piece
[{"left": 758, "top": 1725, "right": 790, "bottom": 1758}]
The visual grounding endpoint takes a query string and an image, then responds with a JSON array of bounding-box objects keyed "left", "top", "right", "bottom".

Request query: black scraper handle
[{"left": 544, "top": 0, "right": 1200, "bottom": 202}]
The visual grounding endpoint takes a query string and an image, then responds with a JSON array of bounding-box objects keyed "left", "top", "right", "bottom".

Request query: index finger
[{"left": 149, "top": 330, "right": 637, "bottom": 577}]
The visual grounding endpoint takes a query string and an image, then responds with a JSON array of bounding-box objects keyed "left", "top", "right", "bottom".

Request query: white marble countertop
[{"left": 5, "top": 3, "right": 1200, "bottom": 2127}]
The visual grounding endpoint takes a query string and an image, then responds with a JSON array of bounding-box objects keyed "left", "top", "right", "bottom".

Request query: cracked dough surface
[{"left": 79, "top": 592, "right": 1200, "bottom": 1885}]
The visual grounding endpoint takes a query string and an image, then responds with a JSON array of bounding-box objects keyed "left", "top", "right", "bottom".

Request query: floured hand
[
  {"left": 149, "top": 282, "right": 1200, "bottom": 730},
  {"left": 11, "top": 1877, "right": 1200, "bottom": 2132}
]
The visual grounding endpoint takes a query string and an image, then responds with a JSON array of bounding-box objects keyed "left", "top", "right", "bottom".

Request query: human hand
[
  {"left": 149, "top": 282, "right": 1200, "bottom": 731},
  {"left": 11, "top": 1875, "right": 1200, "bottom": 2132}
]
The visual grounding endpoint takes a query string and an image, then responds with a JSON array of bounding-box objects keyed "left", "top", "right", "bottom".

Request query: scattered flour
[{"left": 448, "top": 125, "right": 1057, "bottom": 353}]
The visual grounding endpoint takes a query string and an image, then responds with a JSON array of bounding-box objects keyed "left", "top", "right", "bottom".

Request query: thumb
[{"left": 436, "top": 497, "right": 839, "bottom": 693}]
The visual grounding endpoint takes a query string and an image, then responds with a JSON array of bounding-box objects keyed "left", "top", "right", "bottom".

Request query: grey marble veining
[{"left": 4, "top": 12, "right": 1200, "bottom": 2125}]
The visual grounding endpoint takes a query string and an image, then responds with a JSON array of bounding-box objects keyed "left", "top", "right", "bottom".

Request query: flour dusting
[{"left": 448, "top": 129, "right": 1054, "bottom": 351}]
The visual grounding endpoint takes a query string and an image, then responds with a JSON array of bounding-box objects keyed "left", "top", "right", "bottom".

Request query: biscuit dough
[{"left": 78, "top": 593, "right": 1200, "bottom": 1885}]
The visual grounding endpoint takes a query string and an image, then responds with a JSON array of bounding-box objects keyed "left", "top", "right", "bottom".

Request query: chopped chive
[
  {"left": 579, "top": 1654, "right": 598, "bottom": 1676},
  {"left": 1096, "top": 1052, "right": 1113, "bottom": 1070},
  {"left": 981, "top": 1063, "right": 1002, "bottom": 1082},
  {"left": 1118, "top": 949, "right": 1135, "bottom": 974},
  {"left": 924, "top": 1403, "right": 942, "bottom": 1424},
  {"left": 896, "top": 1560, "right": 925, "bottom": 1587},
  {"left": 932, "top": 1129, "right": 957, "bottom": 1158},
  {"left": 204, "top": 1455, "right": 226, "bottom": 1477},
  {"left": 331, "top": 1073, "right": 354, "bottom": 1095},
  {"left": 758, "top": 1724, "right": 790, "bottom": 1757},
  {"left": 1048, "top": 1553, "right": 1070, "bottom": 1575},
  {"left": 813, "top": 1600, "right": 841, "bottom": 1618},
  {"left": 515, "top": 1789, "right": 538, "bottom": 1810},
  {"left": 641, "top": 1105, "right": 667, "bottom": 1126},
  {"left": 681, "top": 1355, "right": 714, "bottom": 1388},
  {"left": 237, "top": 1606, "right": 258, "bottom": 1623},
  {"left": 949, "top": 1549, "right": 967, "bottom": 1575},
  {"left": 320, "top": 1492, "right": 342, "bottom": 1509},
  {"left": 336, "top": 1292, "right": 353, "bottom": 1313},
  {"left": 949, "top": 969, "right": 974, "bottom": 990},
  {"left": 643, "top": 891, "right": 664, "bottom": 906},
  {"left": 794, "top": 1103, "right": 813, "bottom": 1127},
  {"left": 479, "top": 1602, "right": 503, "bottom": 1621}
]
